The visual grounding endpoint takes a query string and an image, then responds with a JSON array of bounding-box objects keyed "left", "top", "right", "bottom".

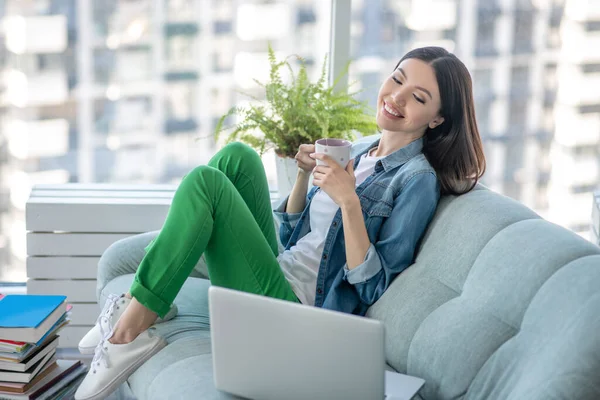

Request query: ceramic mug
[{"left": 314, "top": 138, "right": 352, "bottom": 168}]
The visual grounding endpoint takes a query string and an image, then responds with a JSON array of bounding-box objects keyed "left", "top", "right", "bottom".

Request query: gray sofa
[{"left": 98, "top": 184, "right": 600, "bottom": 400}]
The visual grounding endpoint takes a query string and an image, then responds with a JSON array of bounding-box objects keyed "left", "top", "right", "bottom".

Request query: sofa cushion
[
  {"left": 367, "top": 187, "right": 600, "bottom": 399},
  {"left": 465, "top": 256, "right": 600, "bottom": 399}
]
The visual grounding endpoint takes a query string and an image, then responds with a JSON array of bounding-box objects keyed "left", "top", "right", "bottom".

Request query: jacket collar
[{"left": 359, "top": 137, "right": 424, "bottom": 172}]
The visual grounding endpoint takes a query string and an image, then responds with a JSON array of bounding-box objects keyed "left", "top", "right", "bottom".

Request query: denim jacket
[{"left": 273, "top": 136, "right": 440, "bottom": 316}]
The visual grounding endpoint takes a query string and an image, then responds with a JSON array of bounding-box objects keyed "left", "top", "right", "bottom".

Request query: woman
[{"left": 74, "top": 46, "right": 485, "bottom": 400}]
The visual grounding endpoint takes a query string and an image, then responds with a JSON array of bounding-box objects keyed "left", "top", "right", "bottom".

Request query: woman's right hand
[{"left": 295, "top": 144, "right": 317, "bottom": 174}]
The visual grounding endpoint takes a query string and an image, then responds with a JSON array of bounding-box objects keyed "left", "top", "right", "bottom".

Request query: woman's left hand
[{"left": 310, "top": 153, "right": 357, "bottom": 207}]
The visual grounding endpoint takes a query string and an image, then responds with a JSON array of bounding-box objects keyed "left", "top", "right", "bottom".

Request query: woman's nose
[{"left": 392, "top": 90, "right": 407, "bottom": 107}]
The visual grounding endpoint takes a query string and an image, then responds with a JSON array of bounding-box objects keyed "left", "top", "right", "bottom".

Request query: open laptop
[{"left": 209, "top": 286, "right": 425, "bottom": 400}]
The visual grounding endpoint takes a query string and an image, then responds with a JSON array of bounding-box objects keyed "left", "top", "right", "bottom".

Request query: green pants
[{"left": 130, "top": 142, "right": 300, "bottom": 318}]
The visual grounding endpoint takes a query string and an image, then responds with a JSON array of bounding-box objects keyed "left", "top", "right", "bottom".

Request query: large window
[
  {"left": 0, "top": 0, "right": 598, "bottom": 282},
  {"left": 0, "top": 0, "right": 332, "bottom": 281}
]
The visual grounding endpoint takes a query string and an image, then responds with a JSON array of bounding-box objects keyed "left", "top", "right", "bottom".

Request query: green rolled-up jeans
[{"left": 130, "top": 142, "right": 300, "bottom": 318}]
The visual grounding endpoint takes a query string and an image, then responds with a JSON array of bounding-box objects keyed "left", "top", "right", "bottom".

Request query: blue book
[{"left": 0, "top": 295, "right": 67, "bottom": 344}]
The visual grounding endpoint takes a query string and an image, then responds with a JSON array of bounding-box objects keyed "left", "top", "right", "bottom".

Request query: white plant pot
[{"left": 275, "top": 155, "right": 298, "bottom": 198}]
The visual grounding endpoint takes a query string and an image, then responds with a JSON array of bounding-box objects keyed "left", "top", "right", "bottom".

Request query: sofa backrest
[{"left": 367, "top": 185, "right": 600, "bottom": 400}]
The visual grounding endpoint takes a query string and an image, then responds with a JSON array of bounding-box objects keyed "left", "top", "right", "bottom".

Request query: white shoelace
[
  {"left": 92, "top": 324, "right": 113, "bottom": 373},
  {"left": 91, "top": 294, "right": 123, "bottom": 373},
  {"left": 96, "top": 294, "right": 122, "bottom": 336}
]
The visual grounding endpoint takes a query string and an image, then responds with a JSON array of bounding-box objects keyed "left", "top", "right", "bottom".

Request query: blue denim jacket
[{"left": 273, "top": 135, "right": 440, "bottom": 315}]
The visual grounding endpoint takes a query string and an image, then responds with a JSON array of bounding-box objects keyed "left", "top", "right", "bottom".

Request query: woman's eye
[
  {"left": 392, "top": 76, "right": 402, "bottom": 85},
  {"left": 413, "top": 95, "right": 425, "bottom": 104}
]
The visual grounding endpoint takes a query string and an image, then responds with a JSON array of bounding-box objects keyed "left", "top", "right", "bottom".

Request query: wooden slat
[
  {"left": 27, "top": 257, "right": 100, "bottom": 279},
  {"left": 26, "top": 200, "right": 171, "bottom": 233},
  {"left": 30, "top": 190, "right": 176, "bottom": 199},
  {"left": 31, "top": 183, "right": 178, "bottom": 192},
  {"left": 58, "top": 326, "right": 94, "bottom": 349},
  {"left": 27, "top": 233, "right": 134, "bottom": 256},
  {"left": 27, "top": 279, "right": 97, "bottom": 302},
  {"left": 69, "top": 303, "right": 101, "bottom": 325}
]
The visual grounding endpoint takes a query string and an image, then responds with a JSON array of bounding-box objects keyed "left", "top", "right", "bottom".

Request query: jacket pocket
[{"left": 360, "top": 196, "right": 393, "bottom": 218}]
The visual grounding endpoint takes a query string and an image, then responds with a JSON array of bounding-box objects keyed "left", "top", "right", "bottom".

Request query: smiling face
[{"left": 376, "top": 58, "right": 445, "bottom": 137}]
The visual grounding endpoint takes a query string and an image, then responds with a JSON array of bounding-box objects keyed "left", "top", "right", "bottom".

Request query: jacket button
[
  {"left": 322, "top": 254, "right": 327, "bottom": 260},
  {"left": 332, "top": 221, "right": 337, "bottom": 227},
  {"left": 317, "top": 288, "right": 323, "bottom": 294}
]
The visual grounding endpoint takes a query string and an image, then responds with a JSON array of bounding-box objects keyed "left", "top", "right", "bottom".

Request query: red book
[{"left": 0, "top": 339, "right": 27, "bottom": 346}]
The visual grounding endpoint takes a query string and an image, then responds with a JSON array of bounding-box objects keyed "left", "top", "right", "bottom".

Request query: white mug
[{"left": 315, "top": 138, "right": 352, "bottom": 168}]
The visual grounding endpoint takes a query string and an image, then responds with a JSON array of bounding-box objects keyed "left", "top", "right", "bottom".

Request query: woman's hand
[
  {"left": 310, "top": 153, "right": 358, "bottom": 207},
  {"left": 295, "top": 144, "right": 317, "bottom": 174}
]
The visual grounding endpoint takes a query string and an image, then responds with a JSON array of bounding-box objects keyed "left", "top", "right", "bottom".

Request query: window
[
  {"left": 475, "top": 15, "right": 497, "bottom": 56},
  {"left": 578, "top": 104, "right": 600, "bottom": 114},
  {"left": 1, "top": 0, "right": 598, "bottom": 287},
  {"left": 94, "top": 47, "right": 152, "bottom": 84},
  {"left": 582, "top": 63, "right": 600, "bottom": 74},
  {"left": 584, "top": 21, "right": 600, "bottom": 32},
  {"left": 214, "top": 20, "right": 233, "bottom": 34},
  {"left": 513, "top": 10, "right": 534, "bottom": 54},
  {"left": 165, "top": 84, "right": 197, "bottom": 134},
  {"left": 511, "top": 66, "right": 530, "bottom": 97},
  {"left": 165, "top": 31, "right": 196, "bottom": 69}
]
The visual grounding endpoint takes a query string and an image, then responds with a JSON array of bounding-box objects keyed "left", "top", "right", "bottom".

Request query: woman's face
[{"left": 376, "top": 58, "right": 444, "bottom": 136}]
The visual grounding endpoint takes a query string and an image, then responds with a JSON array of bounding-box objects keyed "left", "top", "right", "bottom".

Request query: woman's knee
[
  {"left": 210, "top": 142, "right": 261, "bottom": 172},
  {"left": 221, "top": 141, "right": 258, "bottom": 160}
]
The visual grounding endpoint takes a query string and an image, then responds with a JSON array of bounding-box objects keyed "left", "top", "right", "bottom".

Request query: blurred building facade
[
  {"left": 0, "top": 0, "right": 598, "bottom": 281},
  {"left": 349, "top": 0, "right": 599, "bottom": 237}
]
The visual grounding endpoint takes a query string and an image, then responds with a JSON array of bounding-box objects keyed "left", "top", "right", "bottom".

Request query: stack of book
[{"left": 0, "top": 294, "right": 87, "bottom": 399}]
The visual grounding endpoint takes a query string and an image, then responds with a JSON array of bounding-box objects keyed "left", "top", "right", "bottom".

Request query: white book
[
  {"left": 0, "top": 351, "right": 55, "bottom": 384},
  {"left": 0, "top": 337, "right": 59, "bottom": 373}
]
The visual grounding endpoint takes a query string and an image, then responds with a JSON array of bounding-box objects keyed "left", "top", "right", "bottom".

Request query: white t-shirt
[{"left": 278, "top": 151, "right": 383, "bottom": 305}]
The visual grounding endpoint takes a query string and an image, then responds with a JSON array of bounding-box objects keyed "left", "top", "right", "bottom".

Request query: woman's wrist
[
  {"left": 297, "top": 169, "right": 311, "bottom": 179},
  {"left": 340, "top": 193, "right": 361, "bottom": 210}
]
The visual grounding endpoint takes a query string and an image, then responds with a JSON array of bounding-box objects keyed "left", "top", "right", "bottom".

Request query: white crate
[
  {"left": 25, "top": 183, "right": 280, "bottom": 348},
  {"left": 26, "top": 184, "right": 176, "bottom": 348},
  {"left": 59, "top": 326, "right": 95, "bottom": 348}
]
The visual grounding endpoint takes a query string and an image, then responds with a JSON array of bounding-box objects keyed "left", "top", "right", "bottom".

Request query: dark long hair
[{"left": 396, "top": 47, "right": 486, "bottom": 195}]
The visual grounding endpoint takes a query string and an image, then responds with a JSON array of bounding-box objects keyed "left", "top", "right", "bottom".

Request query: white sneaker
[
  {"left": 78, "top": 294, "right": 177, "bottom": 355},
  {"left": 74, "top": 328, "right": 167, "bottom": 400}
]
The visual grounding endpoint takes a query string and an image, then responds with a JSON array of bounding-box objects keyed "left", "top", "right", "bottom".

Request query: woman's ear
[{"left": 429, "top": 116, "right": 445, "bottom": 129}]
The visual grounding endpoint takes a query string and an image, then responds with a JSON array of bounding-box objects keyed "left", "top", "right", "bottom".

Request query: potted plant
[{"left": 215, "top": 45, "right": 378, "bottom": 196}]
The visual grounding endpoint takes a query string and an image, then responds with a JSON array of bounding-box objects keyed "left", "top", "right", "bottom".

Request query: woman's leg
[
  {"left": 206, "top": 142, "right": 279, "bottom": 257},
  {"left": 96, "top": 231, "right": 208, "bottom": 302},
  {"left": 112, "top": 143, "right": 297, "bottom": 342}
]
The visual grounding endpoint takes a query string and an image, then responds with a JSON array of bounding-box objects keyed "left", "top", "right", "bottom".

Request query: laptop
[{"left": 209, "top": 286, "right": 425, "bottom": 400}]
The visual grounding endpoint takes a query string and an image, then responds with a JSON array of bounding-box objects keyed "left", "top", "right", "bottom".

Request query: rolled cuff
[
  {"left": 272, "top": 196, "right": 303, "bottom": 231},
  {"left": 344, "top": 244, "right": 382, "bottom": 285},
  {"left": 129, "top": 276, "right": 172, "bottom": 319}
]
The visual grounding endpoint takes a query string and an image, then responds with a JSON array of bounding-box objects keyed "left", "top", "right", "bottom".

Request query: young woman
[{"left": 74, "top": 46, "right": 486, "bottom": 400}]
